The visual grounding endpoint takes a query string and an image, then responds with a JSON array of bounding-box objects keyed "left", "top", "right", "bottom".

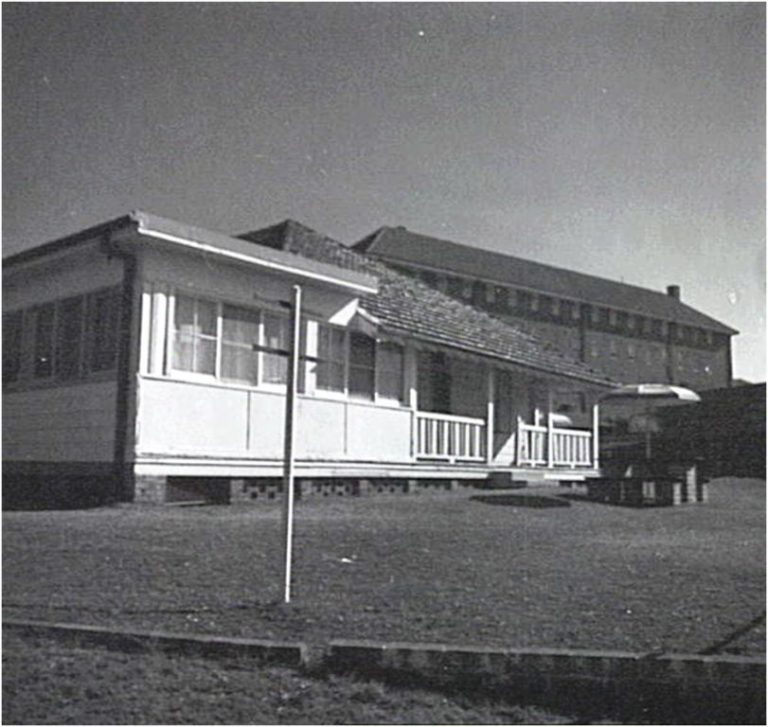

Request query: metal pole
[{"left": 281, "top": 285, "right": 301, "bottom": 604}]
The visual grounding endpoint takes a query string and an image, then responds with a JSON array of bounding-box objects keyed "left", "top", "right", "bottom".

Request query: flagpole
[{"left": 281, "top": 284, "right": 301, "bottom": 604}]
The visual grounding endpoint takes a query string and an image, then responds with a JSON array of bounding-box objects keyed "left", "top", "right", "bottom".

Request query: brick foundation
[{"left": 133, "top": 475, "right": 168, "bottom": 504}]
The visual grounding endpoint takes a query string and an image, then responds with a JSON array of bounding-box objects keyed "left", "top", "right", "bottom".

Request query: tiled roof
[
  {"left": 239, "top": 221, "right": 616, "bottom": 387},
  {"left": 355, "top": 226, "right": 737, "bottom": 335}
]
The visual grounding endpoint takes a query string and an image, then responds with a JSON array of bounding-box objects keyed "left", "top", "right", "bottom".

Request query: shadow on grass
[{"left": 470, "top": 494, "right": 571, "bottom": 508}]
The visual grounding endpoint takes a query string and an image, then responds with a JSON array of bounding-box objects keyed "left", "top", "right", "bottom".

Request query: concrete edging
[
  {"left": 4, "top": 619, "right": 765, "bottom": 723},
  {"left": 3, "top": 618, "right": 306, "bottom": 667},
  {"left": 325, "top": 638, "right": 766, "bottom": 724}
]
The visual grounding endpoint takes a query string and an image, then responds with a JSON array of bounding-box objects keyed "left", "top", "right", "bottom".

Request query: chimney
[{"left": 666, "top": 285, "right": 680, "bottom": 300}]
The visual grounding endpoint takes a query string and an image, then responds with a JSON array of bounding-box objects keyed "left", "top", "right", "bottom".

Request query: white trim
[{"left": 136, "top": 226, "right": 377, "bottom": 295}]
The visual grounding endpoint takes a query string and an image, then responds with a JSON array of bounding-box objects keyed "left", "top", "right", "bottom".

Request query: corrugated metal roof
[
  {"left": 239, "top": 221, "right": 616, "bottom": 387},
  {"left": 355, "top": 226, "right": 737, "bottom": 335}
]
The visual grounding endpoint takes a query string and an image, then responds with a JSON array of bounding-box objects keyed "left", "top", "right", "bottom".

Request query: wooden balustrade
[
  {"left": 414, "top": 412, "right": 595, "bottom": 469},
  {"left": 518, "top": 417, "right": 595, "bottom": 468},
  {"left": 414, "top": 411, "right": 486, "bottom": 462}
]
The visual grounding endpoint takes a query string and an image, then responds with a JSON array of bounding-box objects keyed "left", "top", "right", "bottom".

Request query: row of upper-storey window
[
  {"left": 2, "top": 287, "right": 121, "bottom": 388},
  {"left": 415, "top": 270, "right": 726, "bottom": 348},
  {"left": 168, "top": 292, "right": 405, "bottom": 404}
]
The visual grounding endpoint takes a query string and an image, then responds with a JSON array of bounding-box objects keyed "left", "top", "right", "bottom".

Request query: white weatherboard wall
[
  {"left": 3, "top": 245, "right": 124, "bottom": 465},
  {"left": 3, "top": 383, "right": 119, "bottom": 462},
  {"left": 136, "top": 368, "right": 412, "bottom": 463}
]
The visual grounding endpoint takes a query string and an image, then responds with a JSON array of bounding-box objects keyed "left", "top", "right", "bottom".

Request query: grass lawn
[
  {"left": 3, "top": 477, "right": 765, "bottom": 656},
  {"left": 3, "top": 631, "right": 575, "bottom": 725}
]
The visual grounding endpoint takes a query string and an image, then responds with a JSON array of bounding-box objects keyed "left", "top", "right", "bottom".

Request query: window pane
[
  {"left": 349, "top": 366, "right": 374, "bottom": 399},
  {"left": 263, "top": 313, "right": 289, "bottom": 384},
  {"left": 89, "top": 289, "right": 120, "bottom": 372},
  {"left": 56, "top": 296, "right": 84, "bottom": 379},
  {"left": 222, "top": 305, "right": 259, "bottom": 344},
  {"left": 318, "top": 361, "right": 345, "bottom": 392},
  {"left": 378, "top": 342, "right": 404, "bottom": 401},
  {"left": 3, "top": 311, "right": 23, "bottom": 384},
  {"left": 174, "top": 294, "right": 196, "bottom": 335},
  {"left": 34, "top": 304, "right": 55, "bottom": 378},
  {"left": 349, "top": 333, "right": 375, "bottom": 399},
  {"left": 197, "top": 300, "right": 217, "bottom": 336},
  {"left": 221, "top": 305, "right": 259, "bottom": 384},
  {"left": 221, "top": 344, "right": 257, "bottom": 384},
  {"left": 197, "top": 337, "right": 217, "bottom": 375},
  {"left": 317, "top": 326, "right": 345, "bottom": 391},
  {"left": 173, "top": 334, "right": 195, "bottom": 372}
]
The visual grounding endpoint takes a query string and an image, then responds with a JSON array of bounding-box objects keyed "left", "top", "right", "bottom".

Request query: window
[
  {"left": 221, "top": 304, "right": 260, "bottom": 385},
  {"left": 317, "top": 325, "right": 345, "bottom": 392},
  {"left": 609, "top": 340, "right": 618, "bottom": 358},
  {"left": 627, "top": 342, "right": 636, "bottom": 359},
  {"left": 530, "top": 294, "right": 539, "bottom": 312},
  {"left": 551, "top": 298, "right": 561, "bottom": 316},
  {"left": 172, "top": 294, "right": 217, "bottom": 375},
  {"left": 446, "top": 277, "right": 461, "bottom": 298},
  {"left": 6, "top": 287, "right": 121, "bottom": 387},
  {"left": 461, "top": 279, "right": 473, "bottom": 300},
  {"left": 88, "top": 288, "right": 121, "bottom": 372},
  {"left": 349, "top": 332, "right": 376, "bottom": 399},
  {"left": 472, "top": 281, "right": 486, "bottom": 305},
  {"left": 3, "top": 311, "right": 23, "bottom": 384},
  {"left": 609, "top": 309, "right": 618, "bottom": 326},
  {"left": 33, "top": 303, "right": 56, "bottom": 378},
  {"left": 377, "top": 342, "right": 404, "bottom": 402},
  {"left": 627, "top": 314, "right": 635, "bottom": 330},
  {"left": 571, "top": 302, "right": 581, "bottom": 320},
  {"left": 262, "top": 313, "right": 290, "bottom": 384},
  {"left": 590, "top": 307, "right": 599, "bottom": 325},
  {"left": 56, "top": 296, "right": 85, "bottom": 380},
  {"left": 420, "top": 271, "right": 437, "bottom": 287},
  {"left": 485, "top": 285, "right": 496, "bottom": 305}
]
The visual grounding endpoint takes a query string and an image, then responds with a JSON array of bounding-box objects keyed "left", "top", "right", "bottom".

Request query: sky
[{"left": 3, "top": 2, "right": 765, "bottom": 381}]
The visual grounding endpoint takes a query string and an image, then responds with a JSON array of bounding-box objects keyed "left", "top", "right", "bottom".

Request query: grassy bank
[
  {"left": 3, "top": 478, "right": 764, "bottom": 655},
  {"left": 2, "top": 630, "right": 574, "bottom": 725}
]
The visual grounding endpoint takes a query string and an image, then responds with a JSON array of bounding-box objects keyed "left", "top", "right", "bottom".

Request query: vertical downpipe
[{"left": 112, "top": 242, "right": 138, "bottom": 502}]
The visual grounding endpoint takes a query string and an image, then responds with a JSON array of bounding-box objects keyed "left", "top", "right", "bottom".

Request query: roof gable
[
  {"left": 355, "top": 226, "right": 737, "bottom": 335},
  {"left": 239, "top": 221, "right": 616, "bottom": 387}
]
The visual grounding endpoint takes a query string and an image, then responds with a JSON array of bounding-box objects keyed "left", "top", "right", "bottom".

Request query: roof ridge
[{"left": 362, "top": 226, "right": 736, "bottom": 334}]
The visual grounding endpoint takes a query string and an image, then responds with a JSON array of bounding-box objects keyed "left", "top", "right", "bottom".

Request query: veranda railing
[{"left": 414, "top": 411, "right": 486, "bottom": 462}]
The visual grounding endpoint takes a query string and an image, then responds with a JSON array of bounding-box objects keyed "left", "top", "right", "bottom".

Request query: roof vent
[{"left": 666, "top": 285, "right": 681, "bottom": 300}]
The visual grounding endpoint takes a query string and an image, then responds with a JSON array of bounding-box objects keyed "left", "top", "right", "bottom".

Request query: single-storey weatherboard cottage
[{"left": 3, "top": 213, "right": 616, "bottom": 505}]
